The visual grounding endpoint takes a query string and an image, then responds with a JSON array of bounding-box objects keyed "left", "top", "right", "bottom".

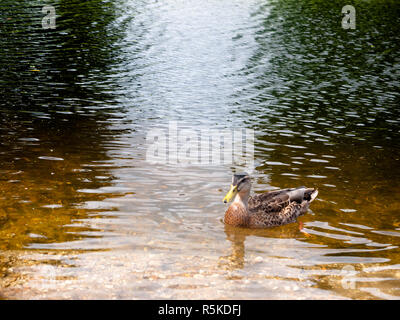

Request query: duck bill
[{"left": 223, "top": 185, "right": 237, "bottom": 203}]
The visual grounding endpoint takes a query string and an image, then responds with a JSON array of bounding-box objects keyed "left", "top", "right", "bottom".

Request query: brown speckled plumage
[
  {"left": 224, "top": 203, "right": 249, "bottom": 227},
  {"left": 223, "top": 174, "right": 318, "bottom": 228}
]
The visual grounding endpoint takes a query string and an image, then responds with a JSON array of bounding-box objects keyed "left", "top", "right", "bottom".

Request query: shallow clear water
[{"left": 1, "top": 0, "right": 400, "bottom": 299}]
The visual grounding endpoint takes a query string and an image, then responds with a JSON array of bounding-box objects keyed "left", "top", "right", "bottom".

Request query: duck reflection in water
[{"left": 219, "top": 223, "right": 307, "bottom": 271}]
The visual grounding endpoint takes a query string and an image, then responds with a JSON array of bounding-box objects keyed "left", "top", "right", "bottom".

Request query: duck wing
[
  {"left": 249, "top": 186, "right": 317, "bottom": 208},
  {"left": 249, "top": 192, "right": 290, "bottom": 214},
  {"left": 248, "top": 201, "right": 303, "bottom": 228},
  {"left": 248, "top": 188, "right": 293, "bottom": 209},
  {"left": 247, "top": 187, "right": 318, "bottom": 228}
]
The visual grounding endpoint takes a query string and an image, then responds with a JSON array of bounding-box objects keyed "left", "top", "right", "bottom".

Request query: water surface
[{"left": 1, "top": 0, "right": 400, "bottom": 299}]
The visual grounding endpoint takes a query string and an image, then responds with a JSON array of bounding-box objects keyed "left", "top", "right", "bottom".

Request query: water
[{"left": 1, "top": 0, "right": 400, "bottom": 299}]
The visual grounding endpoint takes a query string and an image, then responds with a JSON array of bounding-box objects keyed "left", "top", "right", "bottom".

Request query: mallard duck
[{"left": 222, "top": 173, "right": 318, "bottom": 228}]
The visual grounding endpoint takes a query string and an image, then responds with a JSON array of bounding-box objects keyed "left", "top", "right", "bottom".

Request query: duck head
[{"left": 223, "top": 172, "right": 251, "bottom": 203}]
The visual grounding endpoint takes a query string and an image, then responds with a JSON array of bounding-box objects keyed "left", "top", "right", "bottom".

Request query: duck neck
[{"left": 233, "top": 191, "right": 249, "bottom": 210}]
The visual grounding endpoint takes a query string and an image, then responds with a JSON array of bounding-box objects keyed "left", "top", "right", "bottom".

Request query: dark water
[{"left": 1, "top": 0, "right": 400, "bottom": 299}]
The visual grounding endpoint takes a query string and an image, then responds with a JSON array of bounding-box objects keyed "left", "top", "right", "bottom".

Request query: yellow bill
[{"left": 223, "top": 185, "right": 237, "bottom": 203}]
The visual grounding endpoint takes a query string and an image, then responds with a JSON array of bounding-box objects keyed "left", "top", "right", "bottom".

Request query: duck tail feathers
[{"left": 308, "top": 188, "right": 318, "bottom": 203}]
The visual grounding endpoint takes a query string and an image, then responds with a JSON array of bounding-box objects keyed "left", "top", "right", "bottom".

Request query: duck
[{"left": 222, "top": 173, "right": 318, "bottom": 228}]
